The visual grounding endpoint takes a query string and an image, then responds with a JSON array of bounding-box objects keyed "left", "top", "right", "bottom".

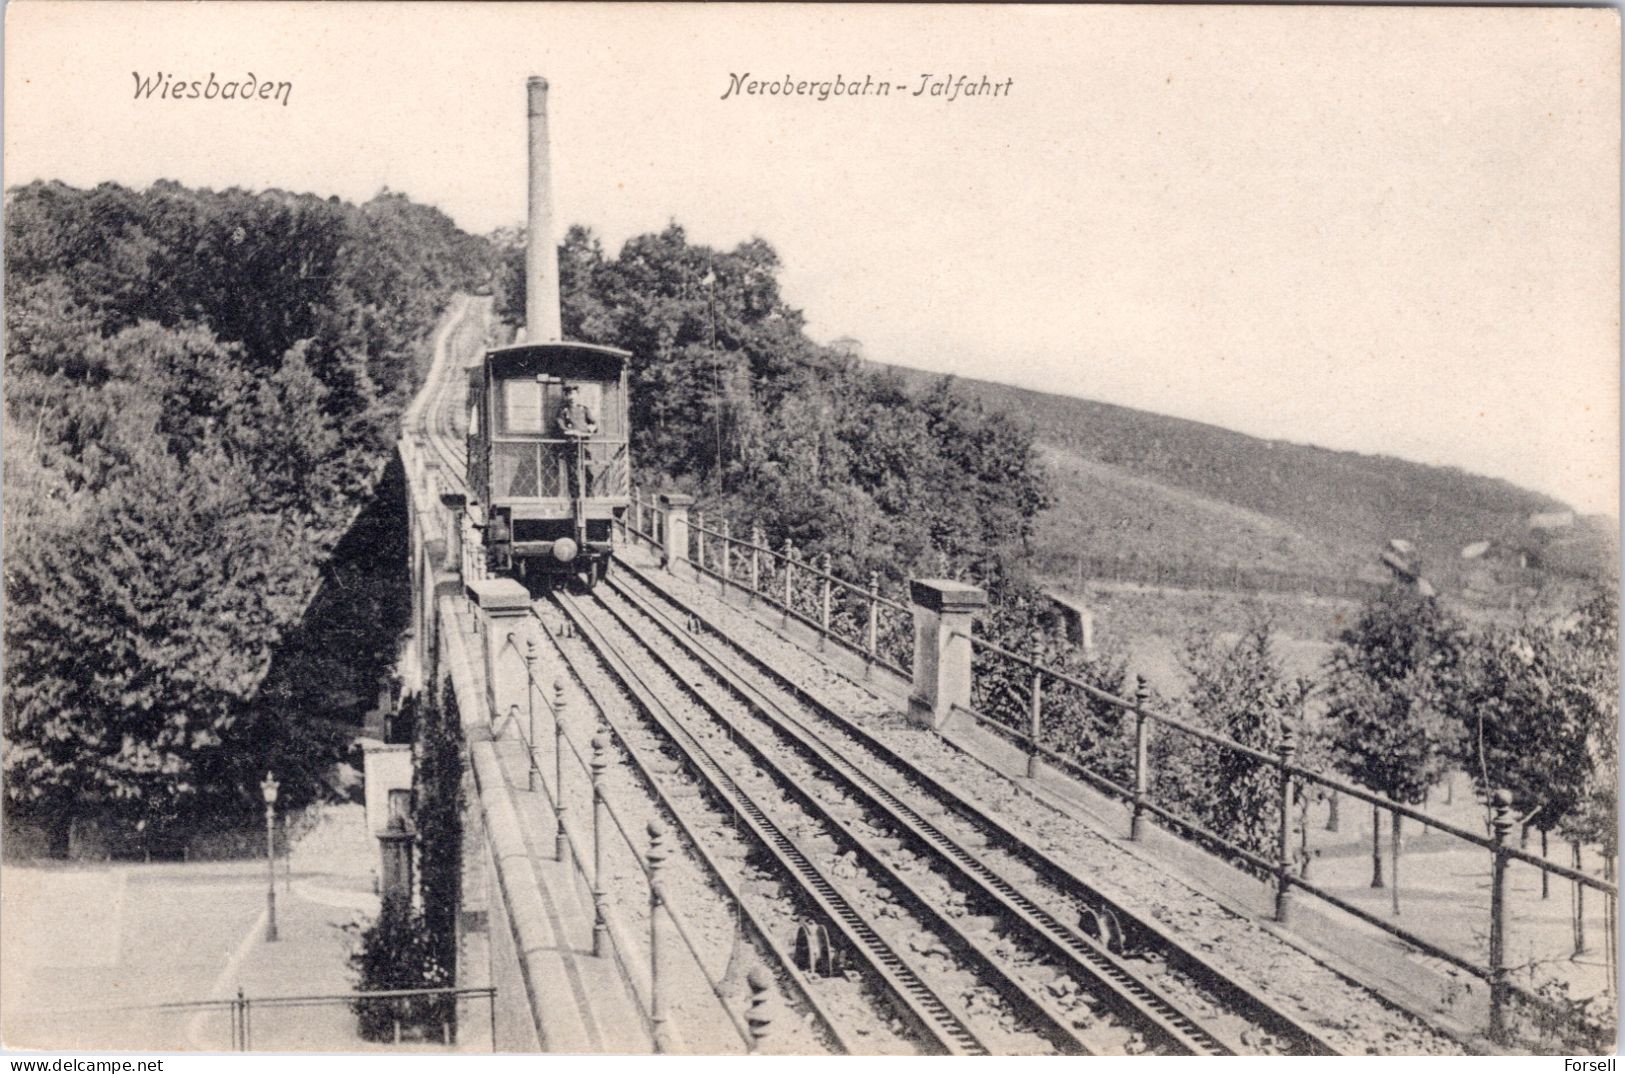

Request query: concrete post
[
  {"left": 468, "top": 578, "right": 531, "bottom": 727},
  {"left": 440, "top": 493, "right": 466, "bottom": 575},
  {"left": 658, "top": 494, "right": 693, "bottom": 573},
  {"left": 694, "top": 510, "right": 707, "bottom": 572},
  {"left": 720, "top": 518, "right": 732, "bottom": 584},
  {"left": 907, "top": 580, "right": 987, "bottom": 730}
]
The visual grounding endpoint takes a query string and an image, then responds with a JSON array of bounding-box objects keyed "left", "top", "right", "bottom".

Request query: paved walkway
[{"left": 3, "top": 806, "right": 480, "bottom": 1053}]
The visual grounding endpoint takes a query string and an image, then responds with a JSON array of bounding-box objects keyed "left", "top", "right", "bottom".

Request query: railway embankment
[
  {"left": 628, "top": 555, "right": 1471, "bottom": 1055},
  {"left": 400, "top": 298, "right": 1605, "bottom": 1054}
]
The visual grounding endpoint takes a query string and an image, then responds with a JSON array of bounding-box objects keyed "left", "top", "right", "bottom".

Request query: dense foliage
[
  {"left": 414, "top": 677, "right": 464, "bottom": 981},
  {"left": 345, "top": 900, "right": 453, "bottom": 1042},
  {"left": 3, "top": 180, "right": 492, "bottom": 849},
  {"left": 347, "top": 678, "right": 462, "bottom": 1042},
  {"left": 1171, "top": 625, "right": 1309, "bottom": 866},
  {"left": 1452, "top": 590, "right": 1618, "bottom": 854},
  {"left": 1321, "top": 586, "right": 1466, "bottom": 898},
  {"left": 495, "top": 223, "right": 1054, "bottom": 589}
]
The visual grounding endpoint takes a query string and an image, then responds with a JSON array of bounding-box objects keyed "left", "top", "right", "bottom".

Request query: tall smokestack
[{"left": 526, "top": 76, "right": 563, "bottom": 342}]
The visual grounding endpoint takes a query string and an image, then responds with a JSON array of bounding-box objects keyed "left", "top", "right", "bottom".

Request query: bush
[
  {"left": 345, "top": 899, "right": 453, "bottom": 1042},
  {"left": 415, "top": 678, "right": 463, "bottom": 979}
]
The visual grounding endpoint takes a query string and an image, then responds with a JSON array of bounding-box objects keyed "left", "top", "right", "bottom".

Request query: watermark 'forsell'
[{"left": 132, "top": 72, "right": 292, "bottom": 106}]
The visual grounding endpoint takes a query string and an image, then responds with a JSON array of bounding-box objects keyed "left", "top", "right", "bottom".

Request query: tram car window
[{"left": 467, "top": 342, "right": 632, "bottom": 588}]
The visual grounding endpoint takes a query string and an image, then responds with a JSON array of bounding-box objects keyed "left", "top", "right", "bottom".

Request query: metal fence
[
  {"left": 621, "top": 489, "right": 914, "bottom": 678},
  {"left": 4, "top": 988, "right": 497, "bottom": 1053},
  {"left": 1058, "top": 551, "right": 1385, "bottom": 600},
  {"left": 497, "top": 631, "right": 773, "bottom": 1053},
  {"left": 957, "top": 628, "right": 1618, "bottom": 1046}
]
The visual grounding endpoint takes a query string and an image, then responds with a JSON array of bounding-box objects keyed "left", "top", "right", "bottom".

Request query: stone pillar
[
  {"left": 378, "top": 817, "right": 415, "bottom": 907},
  {"left": 658, "top": 494, "right": 693, "bottom": 575},
  {"left": 440, "top": 493, "right": 467, "bottom": 575},
  {"left": 907, "top": 580, "right": 987, "bottom": 730},
  {"left": 467, "top": 577, "right": 532, "bottom": 727}
]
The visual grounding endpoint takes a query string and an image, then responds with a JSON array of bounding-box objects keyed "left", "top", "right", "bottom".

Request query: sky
[{"left": 5, "top": 2, "right": 1619, "bottom": 516}]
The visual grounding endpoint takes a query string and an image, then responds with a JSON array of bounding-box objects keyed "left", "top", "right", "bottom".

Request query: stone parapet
[{"left": 908, "top": 579, "right": 986, "bottom": 730}]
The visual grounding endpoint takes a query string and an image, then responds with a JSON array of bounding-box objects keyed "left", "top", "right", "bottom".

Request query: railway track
[
  {"left": 591, "top": 566, "right": 1343, "bottom": 1056},
  {"left": 547, "top": 591, "right": 994, "bottom": 1054},
  {"left": 551, "top": 582, "right": 1297, "bottom": 1056},
  {"left": 415, "top": 294, "right": 480, "bottom": 486},
  {"left": 409, "top": 299, "right": 1338, "bottom": 1056}
]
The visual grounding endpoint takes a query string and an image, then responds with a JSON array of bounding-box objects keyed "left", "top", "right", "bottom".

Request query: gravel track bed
[
  {"left": 636, "top": 564, "right": 1467, "bottom": 1056},
  {"left": 571, "top": 590, "right": 1070, "bottom": 1055},
  {"left": 617, "top": 582, "right": 1299, "bottom": 1054},
  {"left": 601, "top": 581, "right": 1252, "bottom": 1055},
  {"left": 539, "top": 602, "right": 912, "bottom": 1054},
  {"left": 606, "top": 582, "right": 1279, "bottom": 1054}
]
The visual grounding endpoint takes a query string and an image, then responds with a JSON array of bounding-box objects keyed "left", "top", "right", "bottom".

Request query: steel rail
[
  {"left": 602, "top": 574, "right": 1248, "bottom": 1056},
  {"left": 552, "top": 589, "right": 991, "bottom": 1056},
  {"left": 576, "top": 587, "right": 1106, "bottom": 1055},
  {"left": 416, "top": 298, "right": 477, "bottom": 486},
  {"left": 611, "top": 559, "right": 1343, "bottom": 1057},
  {"left": 528, "top": 606, "right": 861, "bottom": 1055}
]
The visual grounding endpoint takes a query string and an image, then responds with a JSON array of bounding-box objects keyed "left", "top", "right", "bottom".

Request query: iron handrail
[
  {"left": 9, "top": 987, "right": 496, "bottom": 1018},
  {"left": 956, "top": 629, "right": 1618, "bottom": 897},
  {"left": 497, "top": 625, "right": 753, "bottom": 1051},
  {"left": 684, "top": 552, "right": 912, "bottom": 678},
  {"left": 687, "top": 516, "right": 912, "bottom": 615},
  {"left": 622, "top": 487, "right": 912, "bottom": 675},
  {"left": 629, "top": 486, "right": 911, "bottom": 616}
]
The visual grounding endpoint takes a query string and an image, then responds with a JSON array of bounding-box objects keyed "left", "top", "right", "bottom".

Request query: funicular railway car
[{"left": 467, "top": 341, "right": 632, "bottom": 589}]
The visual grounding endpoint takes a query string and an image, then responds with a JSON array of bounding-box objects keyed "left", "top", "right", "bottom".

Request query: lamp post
[{"left": 261, "top": 772, "right": 280, "bottom": 942}]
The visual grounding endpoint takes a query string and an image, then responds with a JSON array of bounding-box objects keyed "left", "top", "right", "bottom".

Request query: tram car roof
[{"left": 484, "top": 341, "right": 631, "bottom": 381}]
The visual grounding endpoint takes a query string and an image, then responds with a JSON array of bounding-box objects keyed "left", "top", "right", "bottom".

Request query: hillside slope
[{"left": 882, "top": 364, "right": 1616, "bottom": 601}]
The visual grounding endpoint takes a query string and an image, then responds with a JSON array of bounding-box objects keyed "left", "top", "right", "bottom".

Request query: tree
[
  {"left": 414, "top": 678, "right": 464, "bottom": 977},
  {"left": 1323, "top": 585, "right": 1465, "bottom": 912},
  {"left": 1451, "top": 589, "right": 1618, "bottom": 946},
  {"left": 1559, "top": 590, "right": 1619, "bottom": 852},
  {"left": 1179, "top": 621, "right": 1310, "bottom": 867},
  {"left": 2, "top": 445, "right": 289, "bottom": 844},
  {"left": 500, "top": 221, "right": 1054, "bottom": 604},
  {"left": 1453, "top": 620, "right": 1592, "bottom": 892},
  {"left": 3, "top": 179, "right": 491, "bottom": 847}
]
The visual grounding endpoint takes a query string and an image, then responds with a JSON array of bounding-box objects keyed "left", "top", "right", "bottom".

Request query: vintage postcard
[{"left": 3, "top": 1, "right": 1618, "bottom": 1065}]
